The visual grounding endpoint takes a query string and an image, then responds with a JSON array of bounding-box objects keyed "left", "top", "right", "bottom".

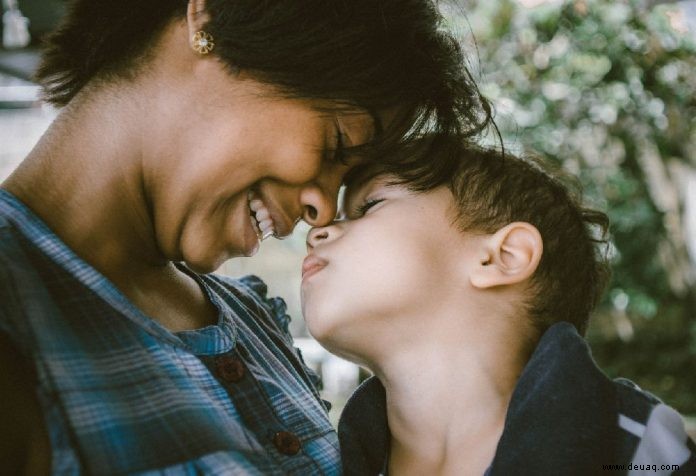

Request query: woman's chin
[
  {"left": 242, "top": 237, "right": 260, "bottom": 257},
  {"left": 183, "top": 237, "right": 260, "bottom": 273},
  {"left": 181, "top": 249, "right": 229, "bottom": 274},
  {"left": 184, "top": 260, "right": 219, "bottom": 274}
]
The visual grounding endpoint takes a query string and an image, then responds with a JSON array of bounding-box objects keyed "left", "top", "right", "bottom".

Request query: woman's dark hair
[{"left": 36, "top": 0, "right": 494, "bottom": 160}]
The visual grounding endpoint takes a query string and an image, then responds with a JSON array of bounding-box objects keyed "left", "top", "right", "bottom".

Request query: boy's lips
[{"left": 302, "top": 254, "right": 328, "bottom": 280}]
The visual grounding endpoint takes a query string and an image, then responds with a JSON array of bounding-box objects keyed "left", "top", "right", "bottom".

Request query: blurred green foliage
[{"left": 450, "top": 0, "right": 696, "bottom": 412}]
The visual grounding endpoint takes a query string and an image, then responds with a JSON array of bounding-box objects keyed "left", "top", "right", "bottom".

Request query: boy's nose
[{"left": 306, "top": 227, "right": 331, "bottom": 251}]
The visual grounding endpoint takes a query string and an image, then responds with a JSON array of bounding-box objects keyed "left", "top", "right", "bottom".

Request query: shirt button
[
  {"left": 272, "top": 431, "right": 301, "bottom": 456},
  {"left": 214, "top": 355, "right": 245, "bottom": 383}
]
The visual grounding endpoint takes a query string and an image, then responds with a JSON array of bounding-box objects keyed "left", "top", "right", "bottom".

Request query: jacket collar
[{"left": 338, "top": 322, "right": 619, "bottom": 475}]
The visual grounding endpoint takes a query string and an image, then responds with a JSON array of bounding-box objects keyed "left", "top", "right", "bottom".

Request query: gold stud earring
[{"left": 191, "top": 31, "right": 214, "bottom": 54}]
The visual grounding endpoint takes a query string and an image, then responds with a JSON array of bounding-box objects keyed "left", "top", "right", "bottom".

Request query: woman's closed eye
[{"left": 332, "top": 129, "right": 348, "bottom": 165}]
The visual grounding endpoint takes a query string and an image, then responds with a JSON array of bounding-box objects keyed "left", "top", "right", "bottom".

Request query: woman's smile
[{"left": 248, "top": 189, "right": 276, "bottom": 241}]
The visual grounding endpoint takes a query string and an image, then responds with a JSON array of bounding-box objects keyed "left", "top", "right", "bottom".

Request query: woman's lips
[
  {"left": 247, "top": 214, "right": 261, "bottom": 255},
  {"left": 302, "top": 254, "right": 328, "bottom": 280}
]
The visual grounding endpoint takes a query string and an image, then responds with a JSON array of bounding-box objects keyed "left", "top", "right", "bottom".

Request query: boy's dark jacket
[{"left": 338, "top": 323, "right": 696, "bottom": 475}]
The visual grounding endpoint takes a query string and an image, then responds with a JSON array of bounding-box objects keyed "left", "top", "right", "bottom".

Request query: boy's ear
[
  {"left": 187, "top": 0, "right": 210, "bottom": 38},
  {"left": 469, "top": 222, "right": 543, "bottom": 289}
]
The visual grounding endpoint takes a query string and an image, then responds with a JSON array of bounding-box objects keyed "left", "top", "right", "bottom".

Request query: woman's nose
[
  {"left": 300, "top": 157, "right": 348, "bottom": 227},
  {"left": 300, "top": 183, "right": 339, "bottom": 227}
]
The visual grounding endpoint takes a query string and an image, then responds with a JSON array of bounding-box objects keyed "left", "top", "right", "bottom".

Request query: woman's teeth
[{"left": 248, "top": 192, "right": 275, "bottom": 241}]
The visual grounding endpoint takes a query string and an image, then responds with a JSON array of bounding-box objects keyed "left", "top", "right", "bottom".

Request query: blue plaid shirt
[{"left": 0, "top": 190, "right": 339, "bottom": 475}]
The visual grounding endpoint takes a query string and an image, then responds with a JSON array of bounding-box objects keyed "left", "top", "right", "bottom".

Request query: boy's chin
[
  {"left": 304, "top": 317, "right": 335, "bottom": 346},
  {"left": 311, "top": 334, "right": 365, "bottom": 366},
  {"left": 306, "top": 316, "right": 345, "bottom": 349},
  {"left": 306, "top": 319, "right": 368, "bottom": 365},
  {"left": 302, "top": 302, "right": 339, "bottom": 340}
]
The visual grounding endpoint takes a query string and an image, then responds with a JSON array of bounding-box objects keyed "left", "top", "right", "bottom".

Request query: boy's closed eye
[
  {"left": 342, "top": 174, "right": 396, "bottom": 220},
  {"left": 352, "top": 198, "right": 385, "bottom": 218}
]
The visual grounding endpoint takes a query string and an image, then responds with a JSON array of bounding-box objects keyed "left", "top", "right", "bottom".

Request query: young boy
[{"left": 300, "top": 139, "right": 696, "bottom": 475}]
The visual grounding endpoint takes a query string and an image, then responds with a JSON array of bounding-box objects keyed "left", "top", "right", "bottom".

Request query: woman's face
[
  {"left": 145, "top": 60, "right": 376, "bottom": 273},
  {"left": 301, "top": 174, "right": 479, "bottom": 362}
]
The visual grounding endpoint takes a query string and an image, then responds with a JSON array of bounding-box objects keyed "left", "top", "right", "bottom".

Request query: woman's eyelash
[{"left": 355, "top": 198, "right": 385, "bottom": 216}]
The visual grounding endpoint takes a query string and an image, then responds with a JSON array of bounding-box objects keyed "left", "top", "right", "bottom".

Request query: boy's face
[{"left": 301, "top": 174, "right": 481, "bottom": 361}]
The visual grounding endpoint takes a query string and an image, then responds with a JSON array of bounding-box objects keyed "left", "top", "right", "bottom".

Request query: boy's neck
[{"left": 374, "top": 317, "right": 535, "bottom": 476}]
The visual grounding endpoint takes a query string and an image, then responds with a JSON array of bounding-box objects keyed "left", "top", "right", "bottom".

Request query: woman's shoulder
[
  {"left": 0, "top": 214, "right": 26, "bottom": 263},
  {"left": 0, "top": 216, "right": 47, "bottom": 347},
  {"left": 0, "top": 218, "right": 53, "bottom": 472},
  {"left": 0, "top": 330, "right": 52, "bottom": 475}
]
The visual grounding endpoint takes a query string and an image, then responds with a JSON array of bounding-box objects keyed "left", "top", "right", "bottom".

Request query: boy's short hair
[
  {"left": 449, "top": 145, "right": 610, "bottom": 336},
  {"left": 35, "top": 0, "right": 492, "bottom": 150},
  {"left": 347, "top": 138, "right": 611, "bottom": 335}
]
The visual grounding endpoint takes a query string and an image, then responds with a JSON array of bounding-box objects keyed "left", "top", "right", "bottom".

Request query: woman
[{"left": 0, "top": 0, "right": 492, "bottom": 474}]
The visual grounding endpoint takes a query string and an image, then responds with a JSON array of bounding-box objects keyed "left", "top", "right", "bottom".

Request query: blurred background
[{"left": 1, "top": 0, "right": 694, "bottom": 430}]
